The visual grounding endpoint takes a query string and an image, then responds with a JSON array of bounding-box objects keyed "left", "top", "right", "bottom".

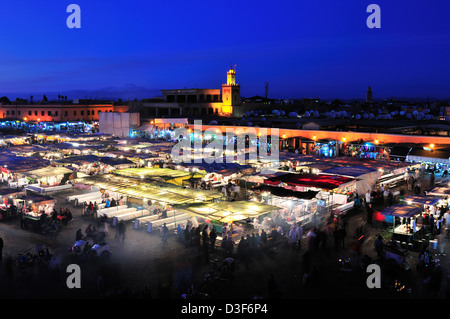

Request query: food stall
[
  {"left": 425, "top": 184, "right": 450, "bottom": 198},
  {"left": 262, "top": 172, "right": 357, "bottom": 218},
  {"left": 14, "top": 195, "right": 57, "bottom": 230},
  {"left": 402, "top": 195, "right": 441, "bottom": 209},
  {"left": 321, "top": 165, "right": 380, "bottom": 196},
  {"left": 55, "top": 155, "right": 102, "bottom": 175},
  {"left": 380, "top": 204, "right": 424, "bottom": 245},
  {"left": 25, "top": 166, "right": 75, "bottom": 187},
  {"left": 112, "top": 167, "right": 205, "bottom": 187},
  {"left": 0, "top": 153, "right": 50, "bottom": 187},
  {"left": 175, "top": 200, "right": 282, "bottom": 238},
  {"left": 76, "top": 173, "right": 224, "bottom": 226},
  {"left": 250, "top": 184, "right": 320, "bottom": 227},
  {"left": 0, "top": 188, "right": 27, "bottom": 220}
]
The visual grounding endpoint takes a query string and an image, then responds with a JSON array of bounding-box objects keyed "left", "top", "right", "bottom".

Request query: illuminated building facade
[
  {"left": 0, "top": 103, "right": 129, "bottom": 122},
  {"left": 135, "top": 65, "right": 242, "bottom": 119}
]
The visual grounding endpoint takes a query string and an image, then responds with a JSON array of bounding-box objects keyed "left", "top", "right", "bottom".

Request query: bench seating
[{"left": 146, "top": 213, "right": 190, "bottom": 233}]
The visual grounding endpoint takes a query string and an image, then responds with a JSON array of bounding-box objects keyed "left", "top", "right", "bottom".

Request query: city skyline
[{"left": 0, "top": 1, "right": 449, "bottom": 101}]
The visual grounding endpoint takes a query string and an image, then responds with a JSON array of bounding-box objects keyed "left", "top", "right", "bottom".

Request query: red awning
[{"left": 264, "top": 173, "right": 355, "bottom": 190}]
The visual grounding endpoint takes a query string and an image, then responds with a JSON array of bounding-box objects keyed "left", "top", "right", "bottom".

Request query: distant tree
[
  {"left": 14, "top": 97, "right": 27, "bottom": 104},
  {"left": 0, "top": 96, "right": 11, "bottom": 104}
]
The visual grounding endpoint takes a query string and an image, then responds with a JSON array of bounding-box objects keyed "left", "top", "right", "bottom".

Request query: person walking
[
  {"left": 18, "top": 210, "right": 25, "bottom": 229},
  {"left": 161, "top": 223, "right": 168, "bottom": 243},
  {"left": 383, "top": 188, "right": 389, "bottom": 206},
  {"left": 437, "top": 229, "right": 446, "bottom": 256},
  {"left": 183, "top": 226, "right": 191, "bottom": 248},
  {"left": 201, "top": 224, "right": 209, "bottom": 248},
  {"left": 289, "top": 225, "right": 297, "bottom": 250},
  {"left": 338, "top": 227, "right": 346, "bottom": 249},
  {"left": 307, "top": 228, "right": 316, "bottom": 251},
  {"left": 365, "top": 190, "right": 371, "bottom": 206},
  {"left": 296, "top": 224, "right": 303, "bottom": 250},
  {"left": 430, "top": 172, "right": 435, "bottom": 188},
  {"left": 374, "top": 235, "right": 384, "bottom": 259},
  {"left": 209, "top": 227, "right": 217, "bottom": 251},
  {"left": 415, "top": 180, "right": 422, "bottom": 195},
  {"left": 117, "top": 220, "right": 125, "bottom": 242},
  {"left": 366, "top": 203, "right": 374, "bottom": 224},
  {"left": 76, "top": 229, "right": 83, "bottom": 241},
  {"left": 176, "top": 224, "right": 183, "bottom": 242}
]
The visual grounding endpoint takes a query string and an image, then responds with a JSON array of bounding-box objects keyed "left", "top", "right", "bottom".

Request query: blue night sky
[{"left": 0, "top": 0, "right": 449, "bottom": 100}]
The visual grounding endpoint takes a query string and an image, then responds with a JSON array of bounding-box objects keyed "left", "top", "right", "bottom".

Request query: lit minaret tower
[{"left": 221, "top": 64, "right": 240, "bottom": 115}]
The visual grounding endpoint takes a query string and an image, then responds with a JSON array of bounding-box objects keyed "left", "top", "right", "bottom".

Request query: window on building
[
  {"left": 55, "top": 111, "right": 58, "bottom": 116},
  {"left": 64, "top": 111, "right": 68, "bottom": 116},
  {"left": 48, "top": 111, "right": 51, "bottom": 116},
  {"left": 74, "top": 111, "right": 77, "bottom": 116},
  {"left": 87, "top": 110, "right": 90, "bottom": 115},
  {"left": 41, "top": 111, "right": 44, "bottom": 116},
  {"left": 6, "top": 111, "right": 9, "bottom": 115},
  {"left": 11, "top": 111, "right": 15, "bottom": 115},
  {"left": 81, "top": 111, "right": 84, "bottom": 115},
  {"left": 18, "top": 111, "right": 21, "bottom": 115},
  {"left": 28, "top": 111, "right": 32, "bottom": 115},
  {"left": 35, "top": 111, "right": 38, "bottom": 115}
]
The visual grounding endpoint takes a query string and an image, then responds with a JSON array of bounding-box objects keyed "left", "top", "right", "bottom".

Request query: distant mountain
[{"left": 1, "top": 84, "right": 162, "bottom": 102}]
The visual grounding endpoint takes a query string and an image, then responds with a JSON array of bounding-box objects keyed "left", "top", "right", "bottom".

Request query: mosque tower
[{"left": 221, "top": 64, "right": 240, "bottom": 115}]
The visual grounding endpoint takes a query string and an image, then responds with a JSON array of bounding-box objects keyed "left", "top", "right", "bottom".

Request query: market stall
[
  {"left": 0, "top": 188, "right": 26, "bottom": 220},
  {"left": 0, "top": 134, "right": 31, "bottom": 147},
  {"left": 320, "top": 165, "right": 380, "bottom": 195},
  {"left": 14, "top": 195, "right": 57, "bottom": 230},
  {"left": 97, "top": 156, "right": 137, "bottom": 170},
  {"left": 250, "top": 184, "right": 320, "bottom": 227},
  {"left": 380, "top": 204, "right": 424, "bottom": 244},
  {"left": 76, "top": 173, "right": 224, "bottom": 222},
  {"left": 25, "top": 166, "right": 75, "bottom": 187},
  {"left": 402, "top": 195, "right": 441, "bottom": 207},
  {"left": 175, "top": 200, "right": 282, "bottom": 237},
  {"left": 113, "top": 167, "right": 205, "bottom": 187},
  {"left": 55, "top": 155, "right": 102, "bottom": 175},
  {"left": 0, "top": 153, "right": 50, "bottom": 188},
  {"left": 258, "top": 172, "right": 358, "bottom": 223},
  {"left": 425, "top": 184, "right": 450, "bottom": 198}
]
